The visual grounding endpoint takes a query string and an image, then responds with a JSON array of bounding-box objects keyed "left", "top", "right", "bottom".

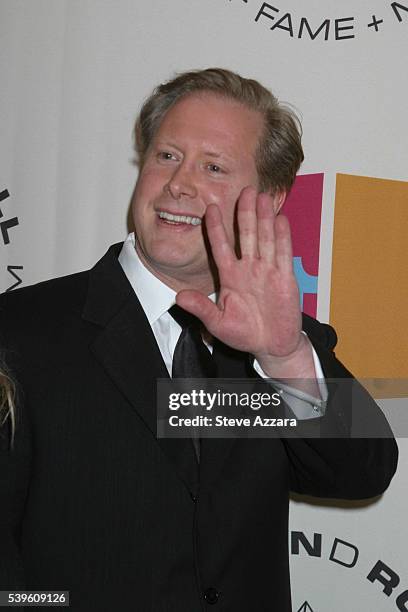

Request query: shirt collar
[
  {"left": 118, "top": 233, "right": 176, "bottom": 325},
  {"left": 118, "top": 233, "right": 217, "bottom": 324}
]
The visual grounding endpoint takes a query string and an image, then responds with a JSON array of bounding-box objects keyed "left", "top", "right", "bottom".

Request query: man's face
[{"left": 131, "top": 92, "right": 264, "bottom": 291}]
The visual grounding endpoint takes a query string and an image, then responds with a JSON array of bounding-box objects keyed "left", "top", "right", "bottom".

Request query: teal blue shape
[{"left": 293, "top": 257, "right": 318, "bottom": 310}]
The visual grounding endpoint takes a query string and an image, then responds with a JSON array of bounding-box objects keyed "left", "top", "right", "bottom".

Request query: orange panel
[{"left": 330, "top": 174, "right": 408, "bottom": 397}]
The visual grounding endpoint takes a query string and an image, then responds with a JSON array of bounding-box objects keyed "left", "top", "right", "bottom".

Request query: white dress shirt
[{"left": 118, "top": 233, "right": 327, "bottom": 419}]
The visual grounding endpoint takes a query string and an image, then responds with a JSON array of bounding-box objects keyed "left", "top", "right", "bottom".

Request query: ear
[{"left": 271, "top": 191, "right": 287, "bottom": 215}]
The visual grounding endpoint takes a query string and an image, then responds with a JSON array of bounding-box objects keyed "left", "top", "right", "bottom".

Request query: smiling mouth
[{"left": 158, "top": 211, "right": 202, "bottom": 226}]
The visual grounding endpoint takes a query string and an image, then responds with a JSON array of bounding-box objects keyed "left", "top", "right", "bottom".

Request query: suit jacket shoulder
[
  {"left": 0, "top": 243, "right": 126, "bottom": 342},
  {"left": 301, "top": 312, "right": 338, "bottom": 351}
]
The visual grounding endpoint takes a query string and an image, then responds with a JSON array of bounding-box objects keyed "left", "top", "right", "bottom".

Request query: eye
[
  {"left": 157, "top": 151, "right": 177, "bottom": 161},
  {"left": 207, "top": 163, "right": 222, "bottom": 174}
]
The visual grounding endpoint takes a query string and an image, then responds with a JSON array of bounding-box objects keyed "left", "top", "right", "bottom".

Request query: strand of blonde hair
[{"left": 0, "top": 369, "right": 15, "bottom": 449}]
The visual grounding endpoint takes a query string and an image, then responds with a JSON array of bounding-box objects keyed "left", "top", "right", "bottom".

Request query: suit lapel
[
  {"left": 83, "top": 244, "right": 297, "bottom": 496},
  {"left": 82, "top": 244, "right": 199, "bottom": 498}
]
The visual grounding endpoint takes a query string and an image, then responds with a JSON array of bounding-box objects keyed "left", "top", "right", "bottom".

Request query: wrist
[
  {"left": 254, "top": 334, "right": 322, "bottom": 398},
  {"left": 254, "top": 334, "right": 315, "bottom": 380}
]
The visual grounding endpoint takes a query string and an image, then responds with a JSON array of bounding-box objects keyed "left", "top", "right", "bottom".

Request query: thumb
[{"left": 176, "top": 290, "right": 221, "bottom": 332}]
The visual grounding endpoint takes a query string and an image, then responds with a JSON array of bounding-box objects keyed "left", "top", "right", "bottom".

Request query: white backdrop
[{"left": 1, "top": 1, "right": 407, "bottom": 610}]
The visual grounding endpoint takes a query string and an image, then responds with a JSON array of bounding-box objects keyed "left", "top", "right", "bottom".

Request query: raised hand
[{"left": 175, "top": 186, "right": 318, "bottom": 379}]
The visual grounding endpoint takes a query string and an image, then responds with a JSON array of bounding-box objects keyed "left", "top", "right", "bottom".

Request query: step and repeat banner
[{"left": 1, "top": 1, "right": 407, "bottom": 610}]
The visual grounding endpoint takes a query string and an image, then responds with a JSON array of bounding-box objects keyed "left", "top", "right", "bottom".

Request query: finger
[
  {"left": 237, "top": 186, "right": 258, "bottom": 258},
  {"left": 176, "top": 290, "right": 222, "bottom": 332},
  {"left": 256, "top": 193, "right": 277, "bottom": 263},
  {"left": 204, "top": 204, "right": 235, "bottom": 268},
  {"left": 274, "top": 214, "right": 293, "bottom": 272}
]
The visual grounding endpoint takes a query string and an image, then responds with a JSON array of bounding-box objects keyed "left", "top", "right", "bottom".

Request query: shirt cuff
[{"left": 252, "top": 333, "right": 328, "bottom": 420}]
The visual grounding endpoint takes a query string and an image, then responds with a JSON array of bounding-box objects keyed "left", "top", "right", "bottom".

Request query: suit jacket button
[{"left": 204, "top": 587, "right": 219, "bottom": 604}]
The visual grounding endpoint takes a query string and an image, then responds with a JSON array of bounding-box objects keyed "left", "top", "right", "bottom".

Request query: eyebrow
[
  {"left": 201, "top": 145, "right": 232, "bottom": 160},
  {"left": 203, "top": 149, "right": 235, "bottom": 164},
  {"left": 203, "top": 150, "right": 220, "bottom": 157}
]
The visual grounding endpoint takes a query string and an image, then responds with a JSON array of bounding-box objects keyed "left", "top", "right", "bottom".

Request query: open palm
[{"left": 176, "top": 186, "right": 303, "bottom": 361}]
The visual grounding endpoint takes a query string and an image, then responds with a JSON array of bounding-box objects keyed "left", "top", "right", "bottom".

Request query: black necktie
[{"left": 169, "top": 304, "right": 217, "bottom": 461}]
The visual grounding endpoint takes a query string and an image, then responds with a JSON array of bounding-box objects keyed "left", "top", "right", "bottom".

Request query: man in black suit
[{"left": 0, "top": 68, "right": 398, "bottom": 611}]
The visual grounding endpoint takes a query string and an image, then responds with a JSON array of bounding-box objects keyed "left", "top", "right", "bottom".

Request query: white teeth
[{"left": 158, "top": 211, "right": 201, "bottom": 225}]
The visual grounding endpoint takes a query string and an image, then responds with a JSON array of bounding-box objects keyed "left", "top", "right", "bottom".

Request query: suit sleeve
[
  {"left": 281, "top": 317, "right": 398, "bottom": 499},
  {"left": 0, "top": 295, "right": 31, "bottom": 589}
]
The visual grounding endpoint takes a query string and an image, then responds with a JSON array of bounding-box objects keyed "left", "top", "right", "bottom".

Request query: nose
[{"left": 164, "top": 163, "right": 198, "bottom": 199}]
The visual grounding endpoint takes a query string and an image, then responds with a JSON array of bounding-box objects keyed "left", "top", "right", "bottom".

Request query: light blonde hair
[
  {"left": 0, "top": 366, "right": 15, "bottom": 449},
  {"left": 134, "top": 67, "right": 304, "bottom": 195}
]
